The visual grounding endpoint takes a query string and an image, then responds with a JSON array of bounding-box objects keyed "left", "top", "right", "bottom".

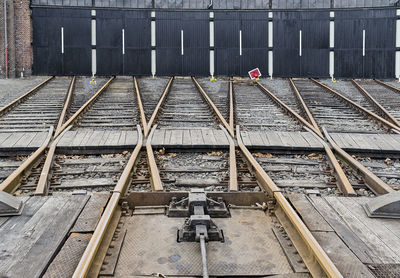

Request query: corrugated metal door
[
  {"left": 335, "top": 10, "right": 395, "bottom": 78},
  {"left": 156, "top": 12, "right": 183, "bottom": 75},
  {"left": 273, "top": 11, "right": 329, "bottom": 77},
  {"left": 214, "top": 12, "right": 240, "bottom": 75},
  {"left": 63, "top": 9, "right": 91, "bottom": 75},
  {"left": 240, "top": 12, "right": 269, "bottom": 76},
  {"left": 32, "top": 8, "right": 64, "bottom": 75},
  {"left": 124, "top": 11, "right": 152, "bottom": 75},
  {"left": 96, "top": 10, "right": 124, "bottom": 75},
  {"left": 182, "top": 12, "right": 209, "bottom": 76}
]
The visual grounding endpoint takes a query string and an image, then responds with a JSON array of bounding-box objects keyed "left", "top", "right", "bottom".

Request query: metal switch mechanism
[{"left": 167, "top": 189, "right": 229, "bottom": 278}]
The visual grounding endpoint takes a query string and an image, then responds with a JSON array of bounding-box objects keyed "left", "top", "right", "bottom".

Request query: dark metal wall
[
  {"left": 214, "top": 11, "right": 268, "bottom": 76},
  {"left": 32, "top": 8, "right": 91, "bottom": 75},
  {"left": 273, "top": 11, "right": 330, "bottom": 77},
  {"left": 335, "top": 9, "right": 396, "bottom": 78},
  {"left": 156, "top": 11, "right": 209, "bottom": 76}
]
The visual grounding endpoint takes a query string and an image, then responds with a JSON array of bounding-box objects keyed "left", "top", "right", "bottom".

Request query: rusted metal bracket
[
  {"left": 146, "top": 125, "right": 164, "bottom": 191},
  {"left": 351, "top": 79, "right": 400, "bottom": 127},
  {"left": 0, "top": 126, "right": 53, "bottom": 194},
  {"left": 311, "top": 78, "right": 400, "bottom": 133}
]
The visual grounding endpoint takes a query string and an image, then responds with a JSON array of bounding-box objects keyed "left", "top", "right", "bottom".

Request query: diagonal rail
[
  {"left": 311, "top": 78, "right": 400, "bottom": 133},
  {"left": 146, "top": 125, "right": 164, "bottom": 191},
  {"left": 0, "top": 127, "right": 53, "bottom": 193},
  {"left": 73, "top": 125, "right": 143, "bottom": 278},
  {"left": 55, "top": 76, "right": 76, "bottom": 134},
  {"left": 191, "top": 77, "right": 234, "bottom": 137},
  {"left": 351, "top": 79, "right": 400, "bottom": 127},
  {"left": 134, "top": 76, "right": 149, "bottom": 136},
  {"left": 236, "top": 125, "right": 343, "bottom": 278},
  {"left": 289, "top": 78, "right": 323, "bottom": 137},
  {"left": 54, "top": 76, "right": 115, "bottom": 138},
  {"left": 374, "top": 79, "right": 400, "bottom": 95},
  {"left": 220, "top": 125, "right": 238, "bottom": 191},
  {"left": 0, "top": 76, "right": 54, "bottom": 116},
  {"left": 256, "top": 82, "right": 324, "bottom": 138},
  {"left": 146, "top": 77, "right": 174, "bottom": 136}
]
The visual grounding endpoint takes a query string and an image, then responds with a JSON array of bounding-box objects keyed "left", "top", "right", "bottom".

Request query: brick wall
[{"left": 0, "top": 0, "right": 32, "bottom": 78}]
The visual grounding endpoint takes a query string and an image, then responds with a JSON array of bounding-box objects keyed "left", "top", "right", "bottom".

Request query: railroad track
[
  {"left": 0, "top": 77, "right": 48, "bottom": 107},
  {"left": 234, "top": 80, "right": 302, "bottom": 132},
  {"left": 72, "top": 77, "right": 139, "bottom": 131},
  {"left": 197, "top": 77, "right": 230, "bottom": 121},
  {"left": 156, "top": 77, "right": 218, "bottom": 129},
  {"left": 0, "top": 77, "right": 71, "bottom": 132},
  {"left": 292, "top": 79, "right": 384, "bottom": 133}
]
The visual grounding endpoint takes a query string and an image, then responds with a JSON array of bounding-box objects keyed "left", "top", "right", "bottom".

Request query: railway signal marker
[{"left": 248, "top": 68, "right": 261, "bottom": 81}]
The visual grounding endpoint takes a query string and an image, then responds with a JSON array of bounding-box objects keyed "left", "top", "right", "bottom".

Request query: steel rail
[
  {"left": 322, "top": 127, "right": 394, "bottom": 195},
  {"left": 0, "top": 76, "right": 54, "bottom": 115},
  {"left": 34, "top": 126, "right": 72, "bottom": 196},
  {"left": 134, "top": 76, "right": 149, "bottom": 136},
  {"left": 256, "top": 82, "right": 324, "bottom": 138},
  {"left": 304, "top": 127, "right": 356, "bottom": 196},
  {"left": 55, "top": 76, "right": 76, "bottom": 134},
  {"left": 220, "top": 125, "right": 238, "bottom": 191},
  {"left": 146, "top": 125, "right": 164, "bottom": 191},
  {"left": 54, "top": 76, "right": 115, "bottom": 138},
  {"left": 229, "top": 79, "right": 234, "bottom": 131},
  {"left": 310, "top": 78, "right": 400, "bottom": 133},
  {"left": 289, "top": 78, "right": 323, "bottom": 137},
  {"left": 236, "top": 125, "right": 343, "bottom": 278},
  {"left": 0, "top": 126, "right": 53, "bottom": 193},
  {"left": 73, "top": 125, "right": 143, "bottom": 278},
  {"left": 374, "top": 79, "right": 400, "bottom": 95},
  {"left": 351, "top": 79, "right": 400, "bottom": 127},
  {"left": 192, "top": 77, "right": 234, "bottom": 137},
  {"left": 146, "top": 77, "right": 174, "bottom": 136}
]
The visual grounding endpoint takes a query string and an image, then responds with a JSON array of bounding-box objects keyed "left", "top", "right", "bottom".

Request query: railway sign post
[{"left": 248, "top": 68, "right": 261, "bottom": 80}]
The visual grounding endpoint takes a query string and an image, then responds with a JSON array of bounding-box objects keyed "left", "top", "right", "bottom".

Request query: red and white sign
[{"left": 248, "top": 68, "right": 262, "bottom": 80}]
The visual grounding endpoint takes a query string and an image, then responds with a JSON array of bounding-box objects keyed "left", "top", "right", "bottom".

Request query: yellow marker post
[
  {"left": 210, "top": 76, "right": 216, "bottom": 81},
  {"left": 90, "top": 78, "right": 96, "bottom": 85}
]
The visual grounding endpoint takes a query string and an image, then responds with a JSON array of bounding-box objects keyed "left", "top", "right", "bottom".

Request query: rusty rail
[
  {"left": 134, "top": 76, "right": 149, "bottom": 136},
  {"left": 351, "top": 79, "right": 400, "bottom": 127},
  {"left": 54, "top": 76, "right": 115, "bottom": 138},
  {"left": 323, "top": 128, "right": 394, "bottom": 195},
  {"left": 73, "top": 125, "right": 143, "bottom": 278},
  {"left": 0, "top": 76, "right": 54, "bottom": 116},
  {"left": 147, "top": 77, "right": 174, "bottom": 136},
  {"left": 374, "top": 79, "right": 400, "bottom": 95},
  {"left": 220, "top": 125, "right": 238, "bottom": 191},
  {"left": 192, "top": 77, "right": 234, "bottom": 137},
  {"left": 55, "top": 76, "right": 76, "bottom": 134},
  {"left": 146, "top": 125, "right": 164, "bottom": 191},
  {"left": 289, "top": 78, "right": 323, "bottom": 137},
  {"left": 311, "top": 78, "right": 400, "bottom": 133},
  {"left": 0, "top": 127, "right": 53, "bottom": 193},
  {"left": 256, "top": 82, "right": 324, "bottom": 138},
  {"left": 35, "top": 126, "right": 72, "bottom": 196},
  {"left": 236, "top": 125, "right": 343, "bottom": 278},
  {"left": 229, "top": 79, "right": 234, "bottom": 131}
]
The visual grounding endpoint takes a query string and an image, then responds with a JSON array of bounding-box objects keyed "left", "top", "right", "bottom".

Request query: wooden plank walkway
[
  {"left": 57, "top": 130, "right": 138, "bottom": 151},
  {"left": 292, "top": 193, "right": 400, "bottom": 278},
  {"left": 151, "top": 128, "right": 230, "bottom": 148},
  {"left": 240, "top": 131, "right": 324, "bottom": 151},
  {"left": 330, "top": 133, "right": 400, "bottom": 154},
  {"left": 0, "top": 194, "right": 89, "bottom": 278}
]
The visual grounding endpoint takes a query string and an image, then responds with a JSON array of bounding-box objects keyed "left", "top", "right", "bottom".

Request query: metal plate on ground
[
  {"left": 113, "top": 209, "right": 294, "bottom": 276},
  {"left": 43, "top": 233, "right": 91, "bottom": 278}
]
